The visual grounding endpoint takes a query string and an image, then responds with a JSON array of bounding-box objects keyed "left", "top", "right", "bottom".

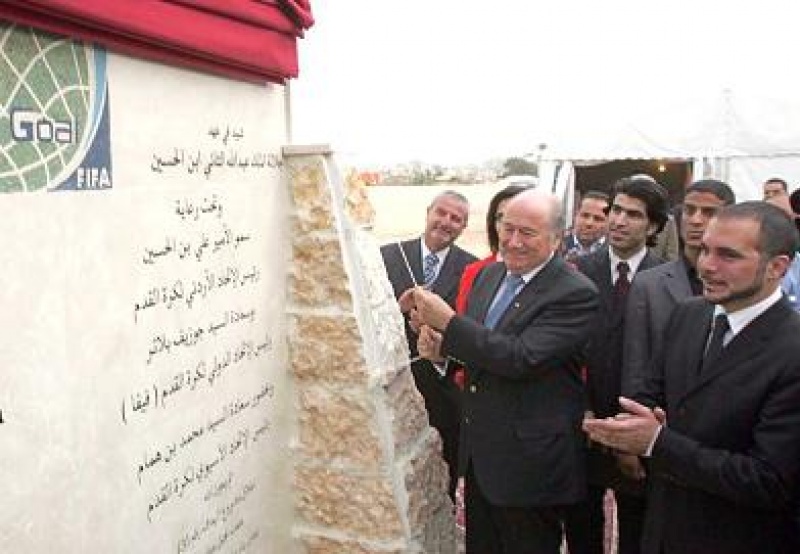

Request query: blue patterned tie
[
  {"left": 422, "top": 252, "right": 439, "bottom": 287},
  {"left": 484, "top": 274, "right": 524, "bottom": 329}
]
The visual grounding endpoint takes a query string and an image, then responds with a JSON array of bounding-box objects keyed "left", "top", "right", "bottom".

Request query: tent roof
[{"left": 541, "top": 90, "right": 800, "bottom": 163}]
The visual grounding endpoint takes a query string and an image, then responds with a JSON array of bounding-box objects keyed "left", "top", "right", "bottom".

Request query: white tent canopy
[{"left": 539, "top": 89, "right": 800, "bottom": 203}]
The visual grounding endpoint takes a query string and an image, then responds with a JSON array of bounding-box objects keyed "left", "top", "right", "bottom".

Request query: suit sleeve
[
  {"left": 441, "top": 279, "right": 598, "bottom": 380},
  {"left": 651, "top": 363, "right": 800, "bottom": 510}
]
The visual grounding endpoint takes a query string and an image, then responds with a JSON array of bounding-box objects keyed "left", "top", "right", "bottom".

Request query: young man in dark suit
[
  {"left": 380, "top": 190, "right": 476, "bottom": 497},
  {"left": 412, "top": 190, "right": 599, "bottom": 553},
  {"left": 585, "top": 201, "right": 800, "bottom": 553},
  {"left": 622, "top": 179, "right": 735, "bottom": 398},
  {"left": 561, "top": 190, "right": 610, "bottom": 263},
  {"left": 570, "top": 175, "right": 669, "bottom": 554}
]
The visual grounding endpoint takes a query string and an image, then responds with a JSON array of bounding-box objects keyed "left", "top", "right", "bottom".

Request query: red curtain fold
[{"left": 0, "top": 0, "right": 314, "bottom": 84}]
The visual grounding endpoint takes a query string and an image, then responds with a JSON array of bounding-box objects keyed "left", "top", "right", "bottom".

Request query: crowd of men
[{"left": 380, "top": 175, "right": 800, "bottom": 554}]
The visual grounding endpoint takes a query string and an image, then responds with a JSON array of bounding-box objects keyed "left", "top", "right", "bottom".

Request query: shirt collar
[
  {"left": 713, "top": 287, "right": 783, "bottom": 338},
  {"left": 609, "top": 246, "right": 648, "bottom": 278},
  {"left": 570, "top": 234, "right": 605, "bottom": 253},
  {"left": 421, "top": 239, "right": 451, "bottom": 262}
]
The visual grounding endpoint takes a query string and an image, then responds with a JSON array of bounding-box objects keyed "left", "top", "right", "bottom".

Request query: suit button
[{"left": 469, "top": 384, "right": 477, "bottom": 393}]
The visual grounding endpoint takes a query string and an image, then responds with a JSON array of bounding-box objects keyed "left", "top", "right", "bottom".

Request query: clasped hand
[
  {"left": 582, "top": 397, "right": 666, "bottom": 456},
  {"left": 398, "top": 287, "right": 455, "bottom": 363}
]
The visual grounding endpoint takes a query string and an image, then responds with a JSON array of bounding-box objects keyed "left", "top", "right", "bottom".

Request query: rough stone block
[
  {"left": 294, "top": 467, "right": 403, "bottom": 539},
  {"left": 287, "top": 161, "right": 336, "bottom": 233},
  {"left": 296, "top": 386, "right": 384, "bottom": 466},
  {"left": 404, "top": 431, "right": 453, "bottom": 535},
  {"left": 288, "top": 314, "right": 369, "bottom": 385},
  {"left": 290, "top": 235, "right": 353, "bottom": 308},
  {"left": 299, "top": 536, "right": 406, "bottom": 554},
  {"left": 384, "top": 370, "right": 429, "bottom": 456}
]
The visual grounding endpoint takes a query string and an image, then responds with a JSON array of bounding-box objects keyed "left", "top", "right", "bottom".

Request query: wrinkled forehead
[{"left": 503, "top": 198, "right": 551, "bottom": 227}]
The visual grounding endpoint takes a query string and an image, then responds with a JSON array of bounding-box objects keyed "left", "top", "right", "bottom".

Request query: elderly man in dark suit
[
  {"left": 585, "top": 201, "right": 800, "bottom": 554},
  {"left": 412, "top": 189, "right": 598, "bottom": 553},
  {"left": 622, "top": 179, "right": 735, "bottom": 398},
  {"left": 571, "top": 176, "right": 669, "bottom": 554},
  {"left": 380, "top": 190, "right": 476, "bottom": 497}
]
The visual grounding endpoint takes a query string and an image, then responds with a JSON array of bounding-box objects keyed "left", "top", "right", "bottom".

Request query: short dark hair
[
  {"left": 764, "top": 177, "right": 788, "bottom": 191},
  {"left": 686, "top": 179, "right": 736, "bottom": 206},
  {"left": 582, "top": 190, "right": 610, "bottom": 205},
  {"left": 486, "top": 185, "right": 530, "bottom": 252},
  {"left": 612, "top": 176, "right": 669, "bottom": 246},
  {"left": 716, "top": 201, "right": 800, "bottom": 259}
]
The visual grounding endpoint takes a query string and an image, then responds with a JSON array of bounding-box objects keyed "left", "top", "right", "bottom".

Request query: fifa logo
[{"left": 10, "top": 108, "right": 75, "bottom": 144}]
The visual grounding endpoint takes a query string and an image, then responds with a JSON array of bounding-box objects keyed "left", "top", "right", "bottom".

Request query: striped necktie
[{"left": 422, "top": 252, "right": 439, "bottom": 287}]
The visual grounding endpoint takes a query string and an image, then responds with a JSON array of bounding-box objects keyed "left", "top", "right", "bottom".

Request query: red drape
[{"left": 0, "top": 0, "right": 314, "bottom": 84}]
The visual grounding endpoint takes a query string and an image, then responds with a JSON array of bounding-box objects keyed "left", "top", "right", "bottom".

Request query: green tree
[{"left": 502, "top": 157, "right": 537, "bottom": 177}]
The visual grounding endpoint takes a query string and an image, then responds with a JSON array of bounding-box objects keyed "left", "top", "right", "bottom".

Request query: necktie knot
[
  {"left": 614, "top": 261, "right": 632, "bottom": 302},
  {"left": 504, "top": 273, "right": 524, "bottom": 289},
  {"left": 423, "top": 252, "right": 439, "bottom": 287}
]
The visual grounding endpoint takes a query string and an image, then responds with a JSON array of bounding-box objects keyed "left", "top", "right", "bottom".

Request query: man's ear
[{"left": 767, "top": 254, "right": 792, "bottom": 281}]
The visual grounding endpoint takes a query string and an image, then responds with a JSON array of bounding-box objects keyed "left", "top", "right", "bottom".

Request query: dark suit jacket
[
  {"left": 576, "top": 246, "right": 663, "bottom": 419},
  {"left": 636, "top": 297, "right": 800, "bottom": 554},
  {"left": 622, "top": 258, "right": 694, "bottom": 398},
  {"left": 380, "top": 238, "right": 476, "bottom": 485},
  {"left": 381, "top": 238, "right": 476, "bottom": 358},
  {"left": 442, "top": 256, "right": 598, "bottom": 507},
  {"left": 577, "top": 247, "right": 663, "bottom": 494}
]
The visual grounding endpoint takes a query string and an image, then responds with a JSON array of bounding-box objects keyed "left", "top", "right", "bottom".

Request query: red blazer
[
  {"left": 456, "top": 254, "right": 497, "bottom": 314},
  {"left": 453, "top": 254, "right": 496, "bottom": 388}
]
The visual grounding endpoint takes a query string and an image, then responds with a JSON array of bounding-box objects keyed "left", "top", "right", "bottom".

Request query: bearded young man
[{"left": 585, "top": 201, "right": 800, "bottom": 554}]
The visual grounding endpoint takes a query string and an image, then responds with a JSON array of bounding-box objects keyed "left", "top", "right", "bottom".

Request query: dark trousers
[
  {"left": 615, "top": 492, "right": 645, "bottom": 554},
  {"left": 564, "top": 486, "right": 645, "bottom": 554},
  {"left": 465, "top": 463, "right": 564, "bottom": 554},
  {"left": 564, "top": 485, "right": 605, "bottom": 554}
]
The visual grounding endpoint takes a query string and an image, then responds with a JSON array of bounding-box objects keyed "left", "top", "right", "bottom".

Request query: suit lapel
[
  {"left": 662, "top": 261, "right": 693, "bottom": 304},
  {"left": 403, "top": 239, "right": 424, "bottom": 286},
  {"left": 494, "top": 256, "right": 565, "bottom": 330},
  {"left": 432, "top": 246, "right": 462, "bottom": 299},
  {"left": 674, "top": 307, "right": 714, "bottom": 402},
  {"left": 697, "top": 300, "right": 787, "bottom": 387},
  {"left": 596, "top": 251, "right": 619, "bottom": 322},
  {"left": 681, "top": 299, "right": 791, "bottom": 401},
  {"left": 469, "top": 263, "right": 505, "bottom": 324}
]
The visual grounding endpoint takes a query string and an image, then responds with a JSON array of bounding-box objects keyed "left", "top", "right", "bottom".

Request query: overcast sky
[{"left": 290, "top": 1, "right": 799, "bottom": 166}]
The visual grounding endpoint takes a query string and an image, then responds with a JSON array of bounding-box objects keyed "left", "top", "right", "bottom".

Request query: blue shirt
[{"left": 782, "top": 254, "right": 800, "bottom": 310}]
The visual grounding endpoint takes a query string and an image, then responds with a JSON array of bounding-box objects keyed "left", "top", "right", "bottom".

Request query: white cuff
[{"left": 643, "top": 424, "right": 663, "bottom": 457}]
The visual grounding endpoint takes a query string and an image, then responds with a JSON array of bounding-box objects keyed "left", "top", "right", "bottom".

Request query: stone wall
[{"left": 283, "top": 145, "right": 456, "bottom": 553}]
